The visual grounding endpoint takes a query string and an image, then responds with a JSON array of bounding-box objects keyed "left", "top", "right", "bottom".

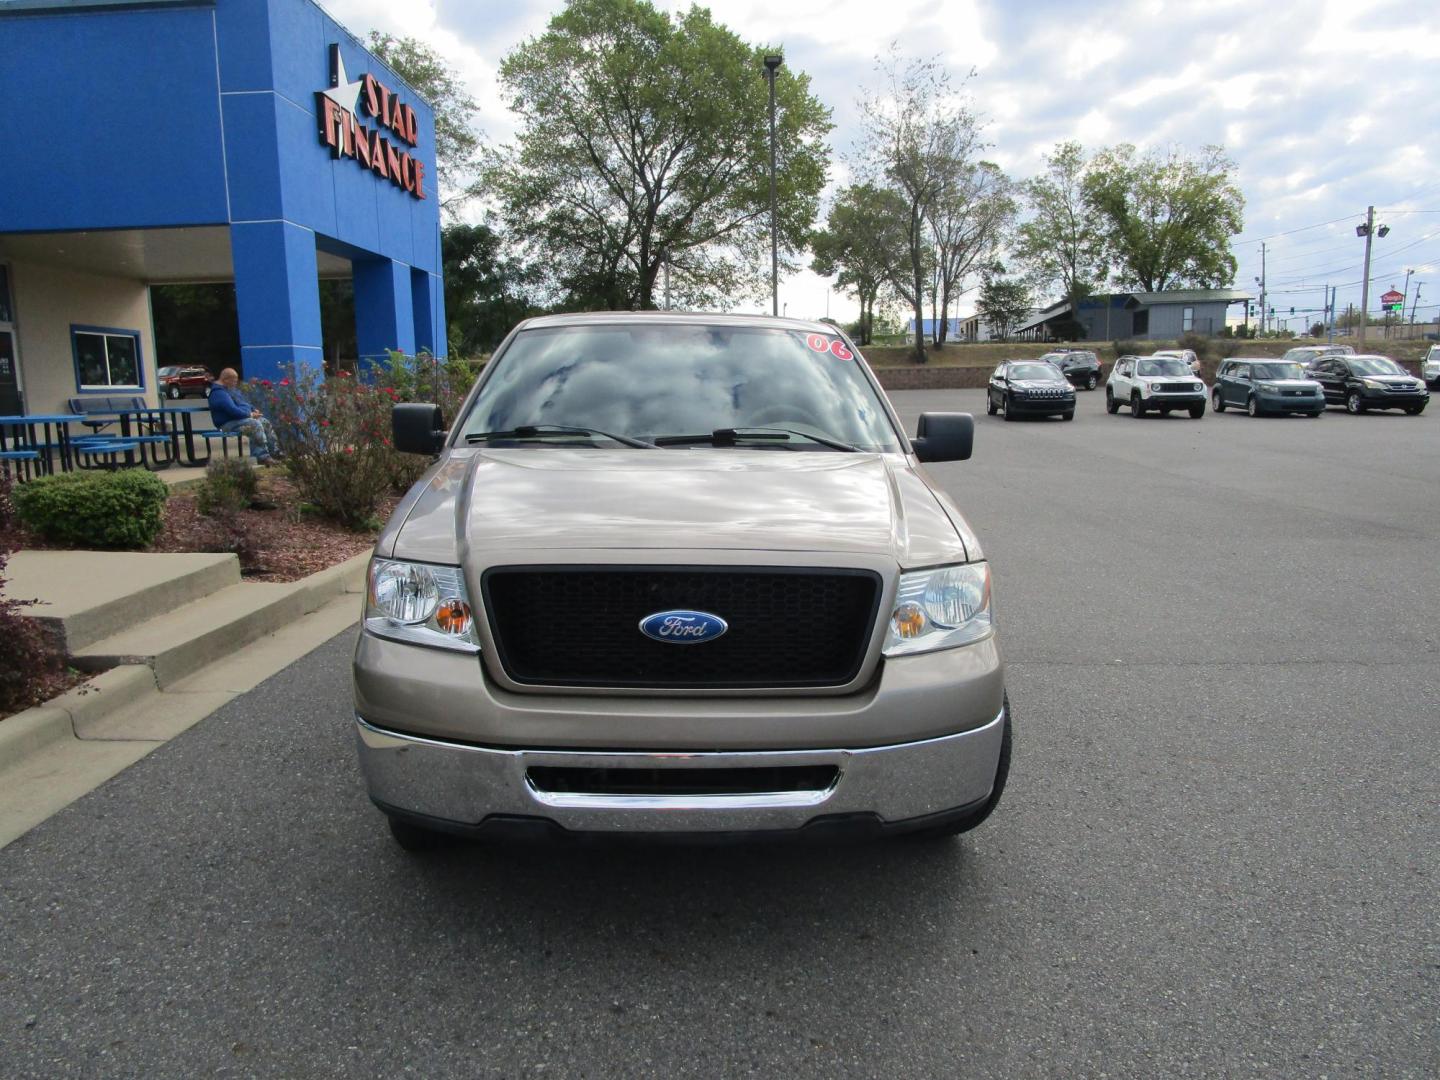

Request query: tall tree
[
  {"left": 927, "top": 160, "right": 1015, "bottom": 346},
  {"left": 367, "top": 32, "right": 484, "bottom": 215},
  {"left": 1014, "top": 141, "right": 1105, "bottom": 338},
  {"left": 859, "top": 53, "right": 981, "bottom": 362},
  {"left": 441, "top": 223, "right": 539, "bottom": 354},
  {"left": 1083, "top": 144, "right": 1244, "bottom": 292},
  {"left": 978, "top": 270, "right": 1031, "bottom": 341},
  {"left": 490, "top": 0, "right": 831, "bottom": 310},
  {"left": 809, "top": 184, "right": 907, "bottom": 345}
]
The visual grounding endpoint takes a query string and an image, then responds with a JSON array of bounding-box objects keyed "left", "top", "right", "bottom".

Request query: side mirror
[
  {"left": 911, "top": 412, "right": 973, "bottom": 463},
  {"left": 393, "top": 402, "right": 446, "bottom": 455}
]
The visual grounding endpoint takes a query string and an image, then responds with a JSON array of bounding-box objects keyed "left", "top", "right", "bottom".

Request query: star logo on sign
[{"left": 323, "top": 44, "right": 364, "bottom": 116}]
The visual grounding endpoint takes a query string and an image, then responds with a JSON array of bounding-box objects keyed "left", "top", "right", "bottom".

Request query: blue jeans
[{"left": 221, "top": 416, "right": 279, "bottom": 460}]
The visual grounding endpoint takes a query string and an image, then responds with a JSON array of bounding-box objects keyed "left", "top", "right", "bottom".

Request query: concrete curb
[{"left": 0, "top": 551, "right": 371, "bottom": 848}]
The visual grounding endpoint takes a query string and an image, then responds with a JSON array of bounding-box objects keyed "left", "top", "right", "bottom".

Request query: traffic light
[{"left": 1290, "top": 307, "right": 1295, "bottom": 315}]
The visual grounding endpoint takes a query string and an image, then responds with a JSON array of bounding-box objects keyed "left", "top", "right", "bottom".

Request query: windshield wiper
[
  {"left": 465, "top": 425, "right": 655, "bottom": 449},
  {"left": 652, "top": 427, "right": 862, "bottom": 452}
]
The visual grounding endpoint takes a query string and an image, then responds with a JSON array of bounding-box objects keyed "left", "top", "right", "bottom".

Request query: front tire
[
  {"left": 166, "top": 385, "right": 181, "bottom": 400},
  {"left": 1346, "top": 391, "right": 1366, "bottom": 414},
  {"left": 1105, "top": 388, "right": 1120, "bottom": 414},
  {"left": 1407, "top": 404, "right": 1427, "bottom": 415},
  {"left": 1062, "top": 410, "right": 1074, "bottom": 421},
  {"left": 911, "top": 697, "right": 1013, "bottom": 839},
  {"left": 1213, "top": 388, "right": 1226, "bottom": 412},
  {"left": 1247, "top": 395, "right": 1260, "bottom": 418},
  {"left": 1086, "top": 372, "right": 1098, "bottom": 390},
  {"left": 986, "top": 393, "right": 997, "bottom": 416},
  {"left": 1131, "top": 393, "right": 1145, "bottom": 418},
  {"left": 1189, "top": 401, "right": 1206, "bottom": 419},
  {"left": 1003, "top": 394, "right": 1016, "bottom": 421}
]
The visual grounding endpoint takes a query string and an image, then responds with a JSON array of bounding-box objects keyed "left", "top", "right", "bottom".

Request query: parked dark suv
[
  {"left": 1040, "top": 349, "right": 1102, "bottom": 390},
  {"left": 987, "top": 360, "right": 1076, "bottom": 421},
  {"left": 1310, "top": 354, "right": 1429, "bottom": 415}
]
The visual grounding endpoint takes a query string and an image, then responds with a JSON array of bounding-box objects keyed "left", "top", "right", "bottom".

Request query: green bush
[
  {"left": 197, "top": 458, "right": 259, "bottom": 517},
  {"left": 14, "top": 468, "right": 169, "bottom": 549},
  {"left": 1111, "top": 340, "right": 1142, "bottom": 360}
]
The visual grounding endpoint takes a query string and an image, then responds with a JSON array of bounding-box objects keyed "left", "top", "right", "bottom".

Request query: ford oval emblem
[{"left": 639, "top": 609, "right": 729, "bottom": 645}]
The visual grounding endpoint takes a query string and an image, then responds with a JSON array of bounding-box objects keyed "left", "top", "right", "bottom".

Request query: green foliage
[
  {"left": 979, "top": 274, "right": 1032, "bottom": 341},
  {"left": 1111, "top": 340, "right": 1142, "bottom": 361},
  {"left": 1083, "top": 144, "right": 1244, "bottom": 292},
  {"left": 490, "top": 0, "right": 832, "bottom": 310},
  {"left": 1309, "top": 322, "right": 1327, "bottom": 338},
  {"left": 1014, "top": 141, "right": 1106, "bottom": 319},
  {"left": 197, "top": 459, "right": 260, "bottom": 518},
  {"left": 150, "top": 283, "right": 237, "bottom": 375},
  {"left": 442, "top": 223, "right": 539, "bottom": 353},
  {"left": 367, "top": 32, "right": 483, "bottom": 212},
  {"left": 14, "top": 469, "right": 169, "bottom": 549},
  {"left": 810, "top": 184, "right": 908, "bottom": 345}
]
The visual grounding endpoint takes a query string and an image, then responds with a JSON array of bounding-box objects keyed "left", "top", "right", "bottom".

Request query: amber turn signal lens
[
  {"left": 434, "top": 599, "right": 473, "bottom": 636},
  {"left": 891, "top": 601, "right": 927, "bottom": 640}
]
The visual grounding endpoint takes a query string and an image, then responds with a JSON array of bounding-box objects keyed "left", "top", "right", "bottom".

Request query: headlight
[
  {"left": 1192, "top": 382, "right": 1204, "bottom": 392},
  {"left": 365, "top": 559, "right": 480, "bottom": 652},
  {"left": 883, "top": 563, "right": 993, "bottom": 657},
  {"left": 1361, "top": 378, "right": 1385, "bottom": 389}
]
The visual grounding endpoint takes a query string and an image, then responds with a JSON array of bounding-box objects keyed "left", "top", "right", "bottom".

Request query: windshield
[
  {"left": 1252, "top": 362, "right": 1306, "bottom": 380},
  {"left": 1009, "top": 363, "right": 1065, "bottom": 382},
  {"left": 1136, "top": 358, "right": 1191, "bottom": 377},
  {"left": 460, "top": 324, "right": 903, "bottom": 451},
  {"left": 1349, "top": 357, "right": 1403, "bottom": 375}
]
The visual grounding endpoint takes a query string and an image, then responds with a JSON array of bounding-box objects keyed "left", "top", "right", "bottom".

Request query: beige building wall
[{"left": 6, "top": 259, "right": 159, "bottom": 416}]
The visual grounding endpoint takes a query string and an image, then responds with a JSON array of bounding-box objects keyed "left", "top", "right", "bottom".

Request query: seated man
[{"left": 208, "top": 368, "right": 281, "bottom": 465}]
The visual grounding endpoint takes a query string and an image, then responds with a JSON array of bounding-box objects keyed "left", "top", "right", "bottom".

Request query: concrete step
[
  {"left": 7, "top": 551, "right": 241, "bottom": 652},
  {"left": 67, "top": 552, "right": 370, "bottom": 689}
]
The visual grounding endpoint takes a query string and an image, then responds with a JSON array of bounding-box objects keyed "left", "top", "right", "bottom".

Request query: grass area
[{"left": 859, "top": 336, "right": 1435, "bottom": 368}]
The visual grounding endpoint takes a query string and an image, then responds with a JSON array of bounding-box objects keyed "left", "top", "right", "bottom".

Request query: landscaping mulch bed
[{"left": 11, "top": 473, "right": 396, "bottom": 583}]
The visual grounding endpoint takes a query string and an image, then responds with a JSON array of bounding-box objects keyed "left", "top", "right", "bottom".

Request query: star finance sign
[{"left": 315, "top": 44, "right": 427, "bottom": 200}]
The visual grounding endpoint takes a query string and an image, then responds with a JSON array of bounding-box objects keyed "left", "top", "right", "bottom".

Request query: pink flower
[{"left": 280, "top": 379, "right": 290, "bottom": 387}]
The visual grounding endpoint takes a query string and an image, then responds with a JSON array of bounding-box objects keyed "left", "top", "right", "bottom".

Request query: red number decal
[
  {"left": 806, "top": 333, "right": 830, "bottom": 353},
  {"left": 829, "top": 339, "right": 853, "bottom": 361}
]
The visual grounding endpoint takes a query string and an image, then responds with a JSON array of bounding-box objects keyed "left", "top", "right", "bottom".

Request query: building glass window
[
  {"left": 1182, "top": 307, "right": 1194, "bottom": 332},
  {"left": 73, "top": 328, "right": 143, "bottom": 391},
  {"left": 0, "top": 265, "right": 12, "bottom": 324},
  {"left": 1132, "top": 310, "right": 1149, "bottom": 335}
]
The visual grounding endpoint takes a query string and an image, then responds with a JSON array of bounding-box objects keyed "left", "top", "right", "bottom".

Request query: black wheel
[
  {"left": 1062, "top": 410, "right": 1074, "bottom": 421},
  {"left": 1131, "top": 393, "right": 1145, "bottom": 418},
  {"left": 986, "top": 392, "right": 997, "bottom": 416},
  {"left": 1346, "top": 391, "right": 1365, "bottom": 414},
  {"left": 1189, "top": 401, "right": 1206, "bottom": 419},
  {"left": 1160, "top": 406, "right": 1172, "bottom": 416},
  {"left": 1308, "top": 410, "right": 1322, "bottom": 417},
  {"left": 1086, "top": 372, "right": 1098, "bottom": 390},
  {"left": 1247, "top": 395, "right": 1259, "bottom": 418},
  {"left": 1212, "top": 388, "right": 1225, "bottom": 413},
  {"left": 1105, "top": 388, "right": 1119, "bottom": 414},
  {"left": 910, "top": 696, "right": 1013, "bottom": 839},
  {"left": 166, "top": 385, "right": 181, "bottom": 400},
  {"left": 387, "top": 816, "right": 450, "bottom": 852},
  {"left": 1002, "top": 394, "right": 1016, "bottom": 421},
  {"left": 1407, "top": 404, "right": 1427, "bottom": 415}
]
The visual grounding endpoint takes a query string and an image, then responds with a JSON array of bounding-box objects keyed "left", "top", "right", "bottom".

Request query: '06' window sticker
[{"left": 805, "top": 333, "right": 853, "bottom": 361}]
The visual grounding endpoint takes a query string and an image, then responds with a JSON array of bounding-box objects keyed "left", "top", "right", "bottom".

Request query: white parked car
[
  {"left": 1106, "top": 355, "right": 1208, "bottom": 419},
  {"left": 1422, "top": 345, "right": 1440, "bottom": 389},
  {"left": 1152, "top": 348, "right": 1201, "bottom": 374}
]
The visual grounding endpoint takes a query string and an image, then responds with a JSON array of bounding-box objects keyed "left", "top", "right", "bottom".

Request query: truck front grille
[
  {"left": 527, "top": 765, "right": 839, "bottom": 796},
  {"left": 482, "top": 566, "right": 882, "bottom": 689}
]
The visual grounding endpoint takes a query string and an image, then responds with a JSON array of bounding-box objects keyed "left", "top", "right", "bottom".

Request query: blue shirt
[{"left": 208, "top": 383, "right": 253, "bottom": 427}]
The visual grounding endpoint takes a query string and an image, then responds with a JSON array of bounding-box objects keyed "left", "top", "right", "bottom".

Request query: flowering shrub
[
  {"left": 245, "top": 353, "right": 481, "bottom": 530},
  {"left": 0, "top": 471, "right": 65, "bottom": 714}
]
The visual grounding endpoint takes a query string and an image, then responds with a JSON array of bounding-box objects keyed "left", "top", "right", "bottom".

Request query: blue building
[{"left": 0, "top": 0, "right": 445, "bottom": 415}]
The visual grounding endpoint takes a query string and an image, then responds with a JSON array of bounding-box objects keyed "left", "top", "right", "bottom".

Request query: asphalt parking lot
[{"left": 2, "top": 387, "right": 1436, "bottom": 1078}]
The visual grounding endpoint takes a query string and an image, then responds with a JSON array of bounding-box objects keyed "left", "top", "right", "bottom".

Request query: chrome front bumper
[{"left": 355, "top": 707, "right": 1006, "bottom": 835}]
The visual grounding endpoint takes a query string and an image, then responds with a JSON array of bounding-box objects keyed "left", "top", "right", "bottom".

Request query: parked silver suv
[{"left": 354, "top": 313, "right": 1010, "bottom": 848}]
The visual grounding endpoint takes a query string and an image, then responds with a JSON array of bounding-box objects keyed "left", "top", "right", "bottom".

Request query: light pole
[
  {"left": 763, "top": 53, "right": 783, "bottom": 318},
  {"left": 1355, "top": 206, "right": 1389, "bottom": 346}
]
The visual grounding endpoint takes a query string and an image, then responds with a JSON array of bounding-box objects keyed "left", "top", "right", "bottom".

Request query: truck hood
[{"left": 383, "top": 448, "right": 971, "bottom": 566}]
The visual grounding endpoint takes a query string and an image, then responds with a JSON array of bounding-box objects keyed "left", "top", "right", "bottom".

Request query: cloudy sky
[{"left": 324, "top": 0, "right": 1440, "bottom": 328}]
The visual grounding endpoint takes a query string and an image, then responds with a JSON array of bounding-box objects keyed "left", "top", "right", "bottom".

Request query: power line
[{"left": 1231, "top": 212, "right": 1359, "bottom": 245}]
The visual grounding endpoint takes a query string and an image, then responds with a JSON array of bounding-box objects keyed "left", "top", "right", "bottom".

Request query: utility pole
[
  {"left": 1258, "top": 242, "right": 1267, "bottom": 334},
  {"left": 1401, "top": 268, "right": 1414, "bottom": 339},
  {"left": 763, "top": 54, "right": 783, "bottom": 318},
  {"left": 1327, "top": 284, "right": 1336, "bottom": 342},
  {"left": 1410, "top": 282, "right": 1424, "bottom": 337},
  {"left": 1358, "top": 205, "right": 1375, "bottom": 346}
]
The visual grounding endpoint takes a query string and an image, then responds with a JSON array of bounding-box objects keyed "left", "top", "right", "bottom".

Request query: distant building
[
  {"left": 1015, "top": 290, "right": 1254, "bottom": 343},
  {"left": 907, "top": 317, "right": 965, "bottom": 339},
  {"left": 959, "top": 309, "right": 1041, "bottom": 343}
]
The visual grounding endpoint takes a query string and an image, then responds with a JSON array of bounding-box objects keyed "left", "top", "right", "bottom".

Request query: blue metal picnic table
[{"left": 0, "top": 413, "right": 82, "bottom": 476}]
